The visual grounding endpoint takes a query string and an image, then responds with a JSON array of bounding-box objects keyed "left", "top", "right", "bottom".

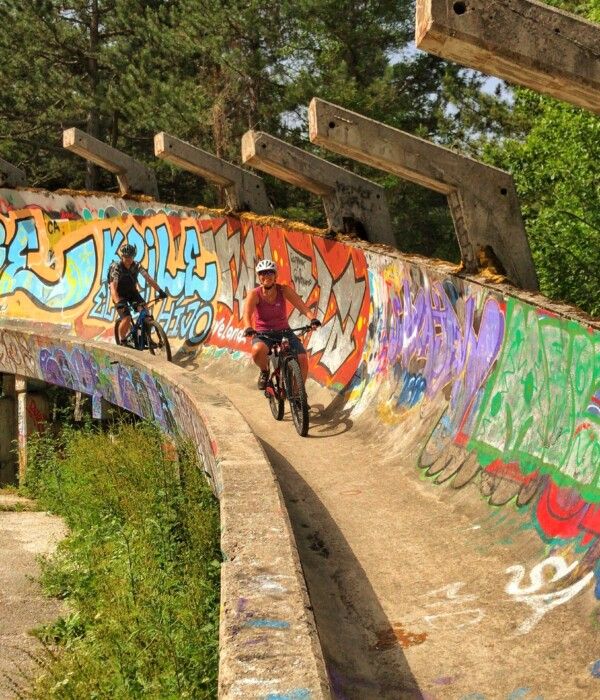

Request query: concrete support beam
[
  {"left": 14, "top": 376, "right": 27, "bottom": 484},
  {"left": 63, "top": 127, "right": 159, "bottom": 198},
  {"left": 416, "top": 0, "right": 600, "bottom": 114},
  {"left": 241, "top": 130, "right": 395, "bottom": 246},
  {"left": 0, "top": 157, "right": 27, "bottom": 188},
  {"left": 309, "top": 98, "right": 538, "bottom": 290},
  {"left": 154, "top": 132, "right": 272, "bottom": 214}
]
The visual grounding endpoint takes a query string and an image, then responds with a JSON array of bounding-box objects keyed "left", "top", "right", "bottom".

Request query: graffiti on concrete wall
[
  {"left": 469, "top": 299, "right": 600, "bottom": 501},
  {"left": 0, "top": 195, "right": 370, "bottom": 388},
  {"left": 0, "top": 208, "right": 220, "bottom": 346},
  {"left": 198, "top": 216, "right": 369, "bottom": 388},
  {"left": 349, "top": 256, "right": 505, "bottom": 428},
  {"left": 343, "top": 255, "right": 600, "bottom": 597}
]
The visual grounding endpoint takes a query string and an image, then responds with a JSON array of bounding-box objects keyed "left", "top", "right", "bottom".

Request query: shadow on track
[
  {"left": 259, "top": 439, "right": 424, "bottom": 699},
  {"left": 304, "top": 388, "right": 358, "bottom": 438}
]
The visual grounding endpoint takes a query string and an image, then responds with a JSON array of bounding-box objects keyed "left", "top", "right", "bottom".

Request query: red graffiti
[
  {"left": 536, "top": 482, "right": 600, "bottom": 546},
  {"left": 204, "top": 217, "right": 369, "bottom": 388},
  {"left": 26, "top": 398, "right": 47, "bottom": 431}
]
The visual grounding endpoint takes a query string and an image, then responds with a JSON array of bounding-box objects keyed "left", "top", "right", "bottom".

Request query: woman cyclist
[{"left": 243, "top": 259, "right": 320, "bottom": 389}]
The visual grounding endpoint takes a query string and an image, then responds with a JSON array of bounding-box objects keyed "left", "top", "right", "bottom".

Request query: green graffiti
[{"left": 469, "top": 298, "right": 600, "bottom": 502}]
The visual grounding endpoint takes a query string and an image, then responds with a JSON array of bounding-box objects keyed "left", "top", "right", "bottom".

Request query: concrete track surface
[
  {"left": 0, "top": 496, "right": 66, "bottom": 699},
  {"left": 184, "top": 352, "right": 598, "bottom": 700}
]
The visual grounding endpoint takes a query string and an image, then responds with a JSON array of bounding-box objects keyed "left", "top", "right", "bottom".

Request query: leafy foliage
[
  {"left": 1, "top": 0, "right": 597, "bottom": 311},
  {"left": 25, "top": 420, "right": 220, "bottom": 698},
  {"left": 482, "top": 0, "right": 600, "bottom": 317}
]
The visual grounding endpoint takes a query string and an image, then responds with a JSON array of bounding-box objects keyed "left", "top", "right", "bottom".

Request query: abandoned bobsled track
[{"left": 0, "top": 186, "right": 598, "bottom": 698}]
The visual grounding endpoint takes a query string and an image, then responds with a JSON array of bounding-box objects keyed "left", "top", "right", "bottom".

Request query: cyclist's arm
[
  {"left": 242, "top": 289, "right": 258, "bottom": 329},
  {"left": 109, "top": 279, "right": 121, "bottom": 305},
  {"left": 140, "top": 268, "right": 160, "bottom": 293},
  {"left": 139, "top": 268, "right": 167, "bottom": 299},
  {"left": 281, "top": 284, "right": 316, "bottom": 321}
]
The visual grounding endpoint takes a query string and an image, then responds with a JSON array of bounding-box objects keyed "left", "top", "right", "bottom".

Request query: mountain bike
[
  {"left": 113, "top": 297, "right": 172, "bottom": 362},
  {"left": 255, "top": 326, "right": 312, "bottom": 437}
]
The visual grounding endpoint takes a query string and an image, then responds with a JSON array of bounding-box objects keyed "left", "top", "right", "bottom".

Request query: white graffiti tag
[
  {"left": 505, "top": 556, "right": 594, "bottom": 636},
  {"left": 289, "top": 246, "right": 366, "bottom": 375},
  {"left": 421, "top": 582, "right": 485, "bottom": 629}
]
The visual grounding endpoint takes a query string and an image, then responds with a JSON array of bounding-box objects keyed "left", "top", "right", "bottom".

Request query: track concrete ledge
[{"left": 0, "top": 321, "right": 330, "bottom": 699}]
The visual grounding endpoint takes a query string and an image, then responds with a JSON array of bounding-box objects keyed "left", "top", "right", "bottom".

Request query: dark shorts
[
  {"left": 252, "top": 329, "right": 306, "bottom": 355},
  {"left": 115, "top": 292, "right": 145, "bottom": 318}
]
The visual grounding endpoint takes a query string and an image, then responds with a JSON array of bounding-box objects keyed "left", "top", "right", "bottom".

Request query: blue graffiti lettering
[
  {"left": 0, "top": 217, "right": 96, "bottom": 308},
  {"left": 157, "top": 298, "right": 213, "bottom": 345}
]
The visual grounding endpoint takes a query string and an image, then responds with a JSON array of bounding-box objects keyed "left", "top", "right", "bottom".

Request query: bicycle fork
[{"left": 265, "top": 361, "right": 285, "bottom": 400}]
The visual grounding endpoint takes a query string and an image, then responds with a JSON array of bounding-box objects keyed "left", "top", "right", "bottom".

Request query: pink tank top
[{"left": 254, "top": 284, "right": 289, "bottom": 331}]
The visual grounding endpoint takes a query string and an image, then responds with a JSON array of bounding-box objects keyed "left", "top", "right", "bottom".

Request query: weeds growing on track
[{"left": 23, "top": 419, "right": 221, "bottom": 699}]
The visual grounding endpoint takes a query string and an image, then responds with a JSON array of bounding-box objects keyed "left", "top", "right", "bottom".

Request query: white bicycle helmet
[{"left": 256, "top": 259, "right": 277, "bottom": 274}]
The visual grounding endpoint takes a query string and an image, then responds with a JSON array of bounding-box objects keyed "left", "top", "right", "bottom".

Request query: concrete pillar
[
  {"left": 73, "top": 392, "right": 84, "bottom": 422},
  {"left": 14, "top": 376, "right": 27, "bottom": 484},
  {"left": 0, "top": 377, "right": 49, "bottom": 485},
  {"left": 154, "top": 132, "right": 272, "bottom": 214},
  {"left": 308, "top": 97, "right": 538, "bottom": 290},
  {"left": 0, "top": 157, "right": 27, "bottom": 188},
  {"left": 63, "top": 127, "right": 159, "bottom": 198},
  {"left": 416, "top": 0, "right": 600, "bottom": 114},
  {"left": 91, "top": 392, "right": 111, "bottom": 421},
  {"left": 241, "top": 130, "right": 396, "bottom": 246}
]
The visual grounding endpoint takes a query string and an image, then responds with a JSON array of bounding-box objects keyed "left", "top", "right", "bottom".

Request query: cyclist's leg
[
  {"left": 115, "top": 301, "right": 132, "bottom": 342},
  {"left": 251, "top": 338, "right": 270, "bottom": 372},
  {"left": 132, "top": 291, "right": 148, "bottom": 316},
  {"left": 251, "top": 337, "right": 273, "bottom": 389}
]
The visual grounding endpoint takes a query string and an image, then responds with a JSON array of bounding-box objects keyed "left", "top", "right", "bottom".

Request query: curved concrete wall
[
  {"left": 0, "top": 322, "right": 329, "bottom": 699},
  {"left": 1, "top": 186, "right": 599, "bottom": 664}
]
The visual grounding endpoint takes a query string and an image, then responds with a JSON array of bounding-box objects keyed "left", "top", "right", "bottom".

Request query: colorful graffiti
[
  {"left": 0, "top": 193, "right": 369, "bottom": 388},
  {"left": 470, "top": 299, "right": 600, "bottom": 501},
  {"left": 1, "top": 186, "right": 599, "bottom": 608},
  {"left": 341, "top": 253, "right": 600, "bottom": 599}
]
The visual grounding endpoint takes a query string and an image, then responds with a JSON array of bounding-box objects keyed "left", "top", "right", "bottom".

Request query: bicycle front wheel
[
  {"left": 144, "top": 320, "right": 172, "bottom": 362},
  {"left": 268, "top": 368, "right": 285, "bottom": 421},
  {"left": 284, "top": 358, "right": 309, "bottom": 436},
  {"left": 113, "top": 318, "right": 121, "bottom": 345}
]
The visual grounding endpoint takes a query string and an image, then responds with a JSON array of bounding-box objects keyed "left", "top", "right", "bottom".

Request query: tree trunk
[{"left": 86, "top": 0, "right": 100, "bottom": 191}]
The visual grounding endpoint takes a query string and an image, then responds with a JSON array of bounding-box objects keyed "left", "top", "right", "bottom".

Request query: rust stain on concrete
[{"left": 374, "top": 623, "right": 428, "bottom": 651}]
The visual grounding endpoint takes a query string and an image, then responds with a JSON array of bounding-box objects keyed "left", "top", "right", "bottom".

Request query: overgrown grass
[{"left": 23, "top": 420, "right": 221, "bottom": 699}]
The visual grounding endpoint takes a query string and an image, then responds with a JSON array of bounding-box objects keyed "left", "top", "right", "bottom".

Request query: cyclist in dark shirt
[{"left": 109, "top": 243, "right": 167, "bottom": 345}]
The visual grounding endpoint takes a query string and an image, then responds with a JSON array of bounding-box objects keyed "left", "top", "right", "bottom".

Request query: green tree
[
  {"left": 0, "top": 0, "right": 213, "bottom": 199},
  {"left": 482, "top": 0, "right": 600, "bottom": 316},
  {"left": 0, "top": 0, "right": 515, "bottom": 262}
]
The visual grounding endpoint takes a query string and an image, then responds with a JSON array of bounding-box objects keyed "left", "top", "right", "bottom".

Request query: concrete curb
[{"left": 0, "top": 322, "right": 331, "bottom": 699}]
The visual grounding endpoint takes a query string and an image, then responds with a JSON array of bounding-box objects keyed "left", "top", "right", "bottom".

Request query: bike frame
[
  {"left": 120, "top": 298, "right": 158, "bottom": 350},
  {"left": 255, "top": 327, "right": 311, "bottom": 399}
]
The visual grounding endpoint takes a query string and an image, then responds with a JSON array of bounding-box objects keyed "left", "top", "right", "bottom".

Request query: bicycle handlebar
[
  {"left": 254, "top": 325, "right": 313, "bottom": 338},
  {"left": 119, "top": 295, "right": 164, "bottom": 310}
]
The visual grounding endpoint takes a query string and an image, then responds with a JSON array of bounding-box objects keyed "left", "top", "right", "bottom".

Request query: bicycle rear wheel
[
  {"left": 144, "top": 320, "right": 172, "bottom": 362},
  {"left": 284, "top": 358, "right": 309, "bottom": 436}
]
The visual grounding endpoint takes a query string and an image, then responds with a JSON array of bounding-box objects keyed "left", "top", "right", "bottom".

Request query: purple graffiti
[
  {"left": 384, "top": 279, "right": 505, "bottom": 407},
  {"left": 69, "top": 347, "right": 99, "bottom": 393}
]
